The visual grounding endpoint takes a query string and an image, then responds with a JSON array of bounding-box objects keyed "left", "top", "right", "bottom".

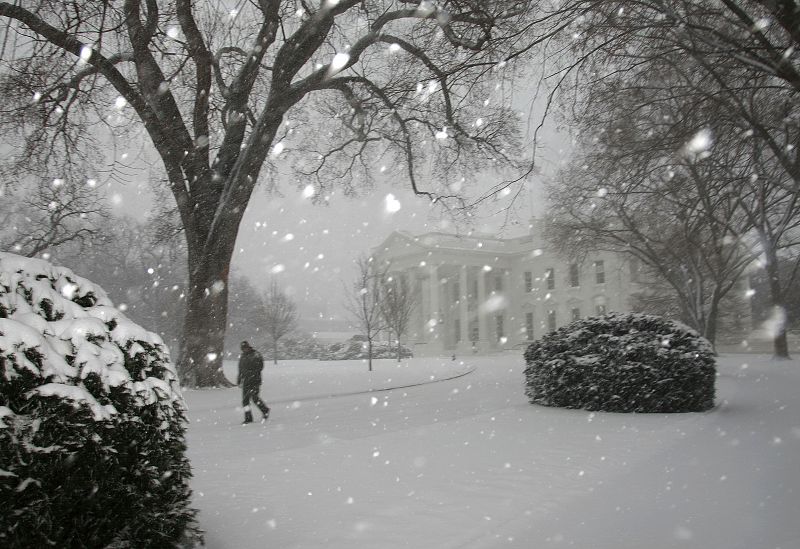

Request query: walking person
[{"left": 237, "top": 341, "right": 270, "bottom": 424}]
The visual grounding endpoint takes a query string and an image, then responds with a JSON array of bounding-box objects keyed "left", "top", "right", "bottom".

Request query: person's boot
[
  {"left": 257, "top": 402, "right": 270, "bottom": 422},
  {"left": 242, "top": 410, "right": 254, "bottom": 424}
]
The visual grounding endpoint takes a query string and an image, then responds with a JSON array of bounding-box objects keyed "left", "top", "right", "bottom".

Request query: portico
[
  {"left": 372, "top": 232, "right": 520, "bottom": 355},
  {"left": 371, "top": 224, "right": 641, "bottom": 356}
]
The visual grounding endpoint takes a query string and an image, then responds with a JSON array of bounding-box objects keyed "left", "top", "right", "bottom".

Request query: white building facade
[{"left": 372, "top": 223, "right": 640, "bottom": 356}]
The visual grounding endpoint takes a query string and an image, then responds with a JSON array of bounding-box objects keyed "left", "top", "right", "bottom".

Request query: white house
[{"left": 371, "top": 221, "right": 641, "bottom": 356}]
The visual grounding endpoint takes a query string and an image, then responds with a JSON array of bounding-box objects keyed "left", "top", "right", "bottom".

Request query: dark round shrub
[
  {"left": 523, "top": 312, "right": 716, "bottom": 413},
  {"left": 0, "top": 252, "right": 199, "bottom": 547}
]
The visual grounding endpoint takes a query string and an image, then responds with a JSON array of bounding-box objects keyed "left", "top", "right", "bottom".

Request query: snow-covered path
[{"left": 184, "top": 355, "right": 800, "bottom": 549}]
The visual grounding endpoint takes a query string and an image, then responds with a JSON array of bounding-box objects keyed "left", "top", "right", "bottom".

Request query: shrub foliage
[
  {"left": 0, "top": 253, "right": 199, "bottom": 547},
  {"left": 320, "top": 337, "right": 413, "bottom": 361},
  {"left": 523, "top": 313, "right": 716, "bottom": 413}
]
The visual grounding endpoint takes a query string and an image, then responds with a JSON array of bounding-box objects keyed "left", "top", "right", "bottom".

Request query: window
[
  {"left": 494, "top": 274, "right": 503, "bottom": 292},
  {"left": 571, "top": 307, "right": 581, "bottom": 322},
  {"left": 569, "top": 263, "right": 580, "bottom": 287},
  {"left": 594, "top": 260, "right": 605, "bottom": 284},
  {"left": 453, "top": 281, "right": 460, "bottom": 303},
  {"left": 547, "top": 310, "right": 557, "bottom": 332},
  {"left": 495, "top": 315, "right": 504, "bottom": 340},
  {"left": 545, "top": 268, "right": 555, "bottom": 290},
  {"left": 524, "top": 271, "right": 533, "bottom": 293},
  {"left": 454, "top": 318, "right": 461, "bottom": 343},
  {"left": 525, "top": 312, "right": 534, "bottom": 341}
]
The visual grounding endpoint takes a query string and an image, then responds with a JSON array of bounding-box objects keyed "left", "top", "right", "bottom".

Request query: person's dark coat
[{"left": 237, "top": 346, "right": 264, "bottom": 388}]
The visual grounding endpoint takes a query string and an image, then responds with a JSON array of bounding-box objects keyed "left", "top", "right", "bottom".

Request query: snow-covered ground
[{"left": 184, "top": 354, "right": 800, "bottom": 549}]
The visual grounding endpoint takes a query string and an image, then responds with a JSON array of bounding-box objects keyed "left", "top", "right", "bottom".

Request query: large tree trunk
[
  {"left": 273, "top": 338, "right": 278, "bottom": 366},
  {"left": 367, "top": 338, "right": 373, "bottom": 372},
  {"left": 178, "top": 234, "right": 237, "bottom": 387},
  {"left": 763, "top": 245, "right": 790, "bottom": 359},
  {"left": 705, "top": 292, "right": 721, "bottom": 353}
]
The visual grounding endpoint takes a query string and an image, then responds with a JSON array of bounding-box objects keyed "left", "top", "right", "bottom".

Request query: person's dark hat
[{"left": 240, "top": 341, "right": 251, "bottom": 350}]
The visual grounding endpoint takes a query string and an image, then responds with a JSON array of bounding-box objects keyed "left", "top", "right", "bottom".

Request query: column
[
  {"left": 477, "top": 267, "right": 488, "bottom": 352},
  {"left": 429, "top": 265, "right": 440, "bottom": 350},
  {"left": 405, "top": 268, "right": 420, "bottom": 343},
  {"left": 459, "top": 266, "right": 469, "bottom": 352}
]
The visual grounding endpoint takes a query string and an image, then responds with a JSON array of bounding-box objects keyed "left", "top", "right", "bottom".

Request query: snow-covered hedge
[
  {"left": 262, "top": 335, "right": 326, "bottom": 361},
  {"left": 320, "top": 338, "right": 413, "bottom": 361},
  {"left": 0, "top": 253, "right": 198, "bottom": 547},
  {"left": 523, "top": 313, "right": 716, "bottom": 413}
]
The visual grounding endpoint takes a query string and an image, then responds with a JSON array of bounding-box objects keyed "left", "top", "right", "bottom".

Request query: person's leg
[
  {"left": 242, "top": 386, "right": 254, "bottom": 423},
  {"left": 253, "top": 389, "right": 270, "bottom": 419}
]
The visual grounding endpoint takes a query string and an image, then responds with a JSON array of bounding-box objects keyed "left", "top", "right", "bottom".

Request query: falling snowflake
[
  {"left": 329, "top": 52, "right": 350, "bottom": 74},
  {"left": 384, "top": 194, "right": 401, "bottom": 213},
  {"left": 685, "top": 128, "right": 713, "bottom": 156}
]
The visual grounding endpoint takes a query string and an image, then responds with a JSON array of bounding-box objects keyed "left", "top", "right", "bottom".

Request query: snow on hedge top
[
  {"left": 0, "top": 252, "right": 183, "bottom": 421},
  {"left": 552, "top": 312, "right": 712, "bottom": 352}
]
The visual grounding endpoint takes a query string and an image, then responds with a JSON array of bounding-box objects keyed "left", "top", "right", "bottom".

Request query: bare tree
[
  {"left": 260, "top": 279, "right": 298, "bottom": 365},
  {"left": 1, "top": 176, "right": 108, "bottom": 257},
  {"left": 345, "top": 255, "right": 385, "bottom": 372},
  {"left": 750, "top": 253, "right": 800, "bottom": 334},
  {"left": 380, "top": 272, "right": 415, "bottom": 362},
  {"left": 0, "top": 1, "right": 548, "bottom": 385},
  {"left": 225, "top": 274, "right": 269, "bottom": 356},
  {"left": 542, "top": 1, "right": 800, "bottom": 356},
  {"left": 736, "top": 145, "right": 800, "bottom": 357},
  {"left": 548, "top": 84, "right": 757, "bottom": 346},
  {"left": 53, "top": 214, "right": 189, "bottom": 355}
]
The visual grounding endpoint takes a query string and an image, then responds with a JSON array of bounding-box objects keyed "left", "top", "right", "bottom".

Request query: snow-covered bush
[
  {"left": 319, "top": 338, "right": 413, "bottom": 361},
  {"left": 0, "top": 253, "right": 198, "bottom": 547},
  {"left": 262, "top": 334, "right": 326, "bottom": 361},
  {"left": 523, "top": 313, "right": 716, "bottom": 413}
]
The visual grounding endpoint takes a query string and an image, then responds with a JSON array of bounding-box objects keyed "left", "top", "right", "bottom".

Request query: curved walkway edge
[{"left": 268, "top": 365, "right": 478, "bottom": 406}]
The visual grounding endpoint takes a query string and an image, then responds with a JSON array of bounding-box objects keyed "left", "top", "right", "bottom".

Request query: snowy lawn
[{"left": 184, "top": 354, "right": 800, "bottom": 549}]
